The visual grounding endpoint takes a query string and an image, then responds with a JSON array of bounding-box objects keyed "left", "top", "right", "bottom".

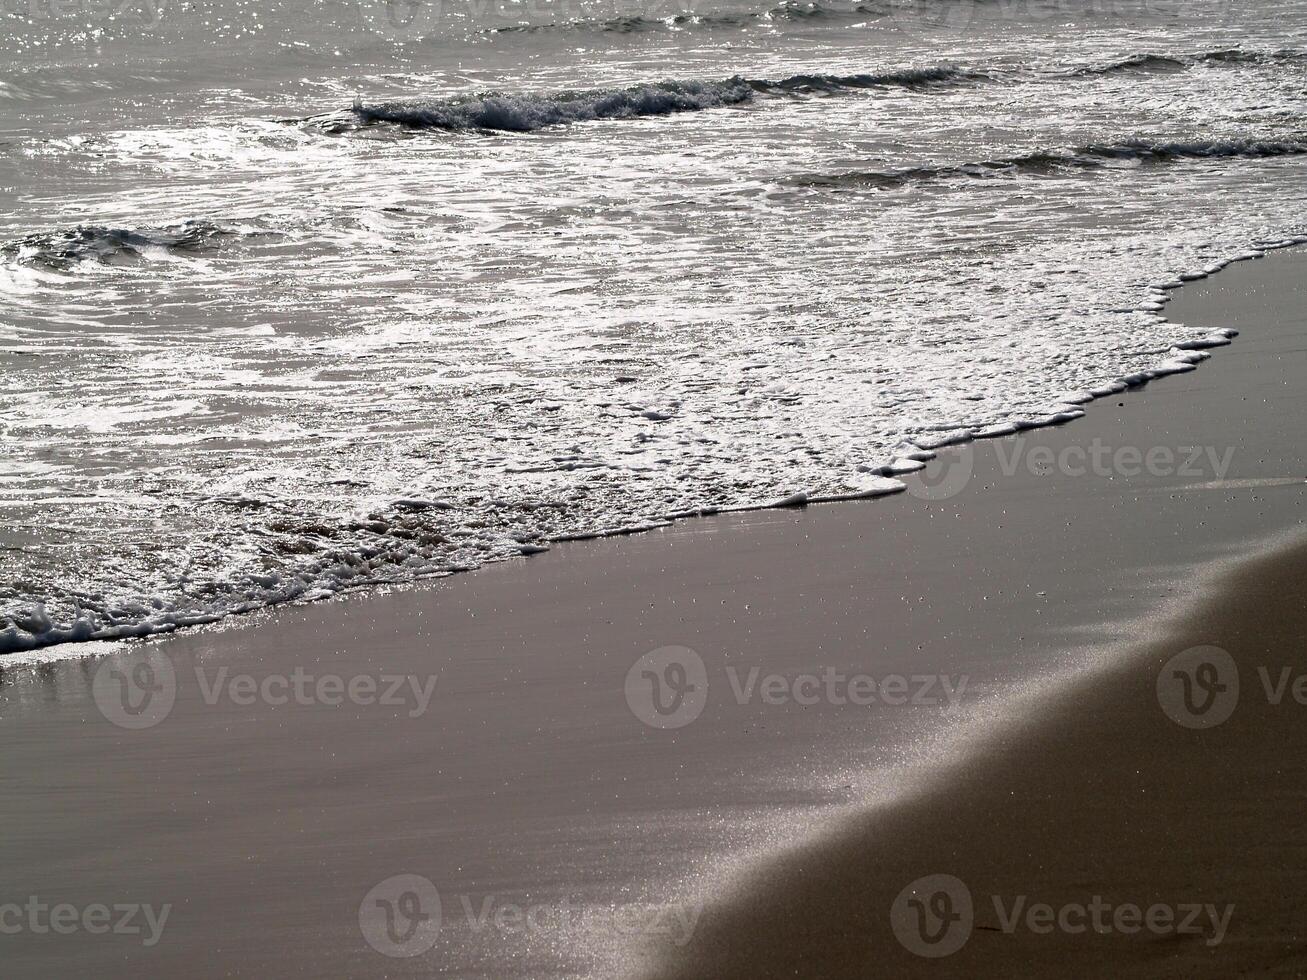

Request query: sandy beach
[{"left": 3, "top": 246, "right": 1306, "bottom": 978}]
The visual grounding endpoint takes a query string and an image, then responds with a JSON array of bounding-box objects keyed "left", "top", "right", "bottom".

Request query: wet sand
[
  {"left": 643, "top": 526, "right": 1307, "bottom": 978},
  {"left": 2, "top": 249, "right": 1306, "bottom": 978}
]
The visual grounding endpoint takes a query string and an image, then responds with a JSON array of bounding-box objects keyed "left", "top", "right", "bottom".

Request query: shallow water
[{"left": 3, "top": 0, "right": 1307, "bottom": 650}]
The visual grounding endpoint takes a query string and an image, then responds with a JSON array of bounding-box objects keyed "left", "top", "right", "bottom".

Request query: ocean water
[{"left": 2, "top": 0, "right": 1306, "bottom": 652}]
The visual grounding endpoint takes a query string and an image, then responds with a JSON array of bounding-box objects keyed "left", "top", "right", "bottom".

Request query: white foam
[
  {"left": 1054, "top": 390, "right": 1096, "bottom": 404},
  {"left": 4, "top": 50, "right": 1305, "bottom": 657},
  {"left": 1149, "top": 359, "right": 1198, "bottom": 376},
  {"left": 1089, "top": 382, "right": 1128, "bottom": 396},
  {"left": 1045, "top": 409, "right": 1086, "bottom": 424},
  {"left": 772, "top": 491, "right": 810, "bottom": 507},
  {"left": 913, "top": 430, "right": 974, "bottom": 450},
  {"left": 814, "top": 477, "right": 907, "bottom": 501},
  {"left": 884, "top": 457, "right": 927, "bottom": 474}
]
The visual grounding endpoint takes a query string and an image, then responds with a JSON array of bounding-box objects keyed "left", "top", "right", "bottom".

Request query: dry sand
[{"left": 1, "top": 249, "right": 1305, "bottom": 978}]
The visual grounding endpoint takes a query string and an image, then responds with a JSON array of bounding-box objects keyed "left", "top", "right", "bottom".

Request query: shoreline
[
  {"left": 2, "top": 246, "right": 1306, "bottom": 978},
  {"left": 634, "top": 246, "right": 1307, "bottom": 976},
  {"left": 4, "top": 233, "right": 1304, "bottom": 659}
]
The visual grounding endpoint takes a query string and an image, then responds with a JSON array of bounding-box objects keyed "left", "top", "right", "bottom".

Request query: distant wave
[
  {"left": 1197, "top": 47, "right": 1307, "bottom": 64},
  {"left": 2, "top": 221, "right": 236, "bottom": 270},
  {"left": 485, "top": 13, "right": 666, "bottom": 34},
  {"left": 795, "top": 137, "right": 1307, "bottom": 189},
  {"left": 344, "top": 79, "right": 756, "bottom": 133},
  {"left": 758, "top": 0, "right": 882, "bottom": 20},
  {"left": 756, "top": 65, "right": 993, "bottom": 92},
  {"left": 310, "top": 67, "right": 985, "bottom": 134},
  {"left": 1067, "top": 48, "right": 1307, "bottom": 76},
  {"left": 482, "top": 1, "right": 885, "bottom": 36},
  {"left": 298, "top": 44, "right": 1305, "bottom": 137},
  {"left": 1066, "top": 53, "right": 1189, "bottom": 76}
]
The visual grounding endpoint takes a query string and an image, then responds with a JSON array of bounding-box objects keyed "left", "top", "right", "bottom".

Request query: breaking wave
[
  {"left": 342, "top": 79, "right": 756, "bottom": 132},
  {"left": 2, "top": 221, "right": 237, "bottom": 270},
  {"left": 794, "top": 137, "right": 1307, "bottom": 189},
  {"left": 307, "top": 67, "right": 987, "bottom": 134}
]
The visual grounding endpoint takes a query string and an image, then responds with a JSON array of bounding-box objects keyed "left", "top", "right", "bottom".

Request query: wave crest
[
  {"left": 345, "top": 78, "right": 755, "bottom": 132},
  {"left": 482, "top": 1, "right": 884, "bottom": 35},
  {"left": 1069, "top": 47, "right": 1307, "bottom": 76},
  {"left": 2, "top": 221, "right": 235, "bottom": 270},
  {"left": 313, "top": 66, "right": 985, "bottom": 135},
  {"left": 796, "top": 137, "right": 1307, "bottom": 190},
  {"left": 756, "top": 65, "right": 991, "bottom": 92}
]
